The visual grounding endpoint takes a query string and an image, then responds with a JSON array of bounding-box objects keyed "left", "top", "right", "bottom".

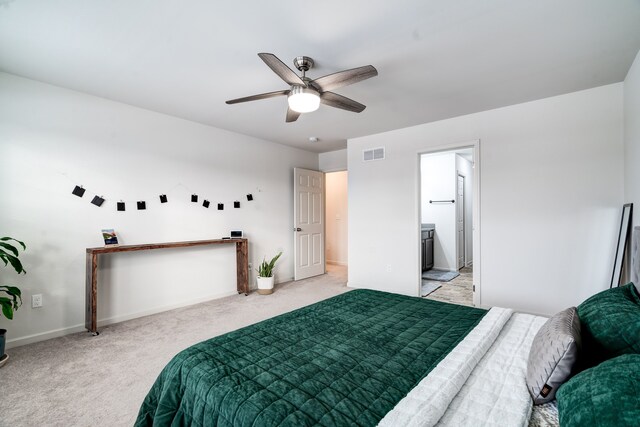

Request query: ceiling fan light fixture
[
  {"left": 226, "top": 53, "right": 377, "bottom": 122},
  {"left": 288, "top": 86, "right": 320, "bottom": 113}
]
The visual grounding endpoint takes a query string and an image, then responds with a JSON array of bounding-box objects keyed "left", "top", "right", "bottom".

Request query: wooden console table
[{"left": 86, "top": 238, "right": 249, "bottom": 335}]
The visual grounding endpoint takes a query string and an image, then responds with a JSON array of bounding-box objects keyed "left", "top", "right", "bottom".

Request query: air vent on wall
[{"left": 363, "top": 147, "right": 385, "bottom": 162}]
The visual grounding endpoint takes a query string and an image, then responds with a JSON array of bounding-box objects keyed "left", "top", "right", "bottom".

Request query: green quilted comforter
[{"left": 135, "top": 289, "right": 486, "bottom": 426}]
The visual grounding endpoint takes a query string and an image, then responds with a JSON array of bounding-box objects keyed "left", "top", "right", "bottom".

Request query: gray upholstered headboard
[{"left": 632, "top": 226, "right": 640, "bottom": 293}]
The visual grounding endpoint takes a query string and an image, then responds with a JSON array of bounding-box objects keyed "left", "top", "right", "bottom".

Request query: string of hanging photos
[{"left": 65, "top": 173, "right": 255, "bottom": 212}]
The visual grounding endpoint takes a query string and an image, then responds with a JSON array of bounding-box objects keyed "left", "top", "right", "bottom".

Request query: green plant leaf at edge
[
  {"left": 0, "top": 285, "right": 22, "bottom": 308},
  {"left": 0, "top": 242, "right": 19, "bottom": 257},
  {"left": 0, "top": 252, "right": 25, "bottom": 274},
  {"left": 0, "top": 237, "right": 26, "bottom": 251},
  {"left": 0, "top": 297, "right": 14, "bottom": 319}
]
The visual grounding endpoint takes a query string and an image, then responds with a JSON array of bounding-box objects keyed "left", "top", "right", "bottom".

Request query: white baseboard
[
  {"left": 6, "top": 289, "right": 239, "bottom": 350},
  {"left": 6, "top": 324, "right": 89, "bottom": 350},
  {"left": 7, "top": 275, "right": 330, "bottom": 349},
  {"left": 271, "top": 276, "right": 294, "bottom": 286},
  {"left": 326, "top": 260, "right": 347, "bottom": 266},
  {"left": 96, "top": 290, "right": 239, "bottom": 328}
]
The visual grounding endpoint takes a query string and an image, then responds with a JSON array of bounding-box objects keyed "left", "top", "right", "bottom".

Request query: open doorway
[
  {"left": 325, "top": 171, "right": 348, "bottom": 280},
  {"left": 419, "top": 148, "right": 475, "bottom": 306}
]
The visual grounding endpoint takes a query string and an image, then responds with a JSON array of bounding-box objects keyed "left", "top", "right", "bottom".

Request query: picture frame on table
[{"left": 101, "top": 229, "right": 119, "bottom": 247}]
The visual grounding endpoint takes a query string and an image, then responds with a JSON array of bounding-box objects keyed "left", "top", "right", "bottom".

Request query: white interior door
[
  {"left": 294, "top": 168, "right": 325, "bottom": 280},
  {"left": 457, "top": 174, "right": 465, "bottom": 270}
]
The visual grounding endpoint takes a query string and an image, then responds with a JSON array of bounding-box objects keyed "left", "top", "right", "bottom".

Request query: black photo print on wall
[
  {"left": 91, "top": 196, "right": 105, "bottom": 207},
  {"left": 72, "top": 185, "right": 86, "bottom": 197}
]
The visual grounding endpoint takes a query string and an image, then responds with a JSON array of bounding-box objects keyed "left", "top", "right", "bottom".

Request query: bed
[
  {"left": 135, "top": 290, "right": 548, "bottom": 426},
  {"left": 136, "top": 230, "right": 640, "bottom": 426}
]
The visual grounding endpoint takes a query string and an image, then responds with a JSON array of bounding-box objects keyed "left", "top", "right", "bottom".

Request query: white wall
[
  {"left": 0, "top": 72, "right": 318, "bottom": 347},
  {"left": 325, "top": 171, "right": 348, "bottom": 265},
  {"left": 625, "top": 50, "right": 640, "bottom": 229},
  {"left": 421, "top": 153, "right": 457, "bottom": 270},
  {"left": 319, "top": 149, "right": 347, "bottom": 172},
  {"left": 348, "top": 84, "right": 624, "bottom": 316},
  {"left": 456, "top": 154, "right": 474, "bottom": 266}
]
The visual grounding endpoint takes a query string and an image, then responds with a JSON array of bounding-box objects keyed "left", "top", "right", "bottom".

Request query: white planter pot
[{"left": 257, "top": 276, "right": 275, "bottom": 295}]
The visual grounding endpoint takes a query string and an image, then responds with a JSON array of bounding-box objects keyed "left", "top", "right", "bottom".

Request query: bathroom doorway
[{"left": 419, "top": 147, "right": 476, "bottom": 306}]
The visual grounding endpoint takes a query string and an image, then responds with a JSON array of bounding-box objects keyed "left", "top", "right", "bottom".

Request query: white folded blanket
[
  {"left": 435, "top": 313, "right": 547, "bottom": 426},
  {"left": 379, "top": 307, "right": 513, "bottom": 427}
]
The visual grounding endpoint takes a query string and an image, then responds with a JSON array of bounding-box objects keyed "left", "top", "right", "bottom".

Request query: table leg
[
  {"left": 85, "top": 252, "right": 99, "bottom": 335},
  {"left": 236, "top": 240, "right": 249, "bottom": 295}
]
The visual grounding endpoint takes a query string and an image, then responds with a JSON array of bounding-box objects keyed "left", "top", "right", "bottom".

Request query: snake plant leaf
[
  {"left": 257, "top": 252, "right": 282, "bottom": 277},
  {"left": 0, "top": 242, "right": 19, "bottom": 257},
  {"left": 0, "top": 237, "right": 26, "bottom": 251},
  {"left": 0, "top": 297, "right": 14, "bottom": 319},
  {"left": 267, "top": 252, "right": 282, "bottom": 271}
]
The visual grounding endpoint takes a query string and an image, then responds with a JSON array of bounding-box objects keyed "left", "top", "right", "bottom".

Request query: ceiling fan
[{"left": 225, "top": 53, "right": 378, "bottom": 122}]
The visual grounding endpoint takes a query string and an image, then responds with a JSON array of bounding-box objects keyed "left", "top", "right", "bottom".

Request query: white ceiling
[{"left": 1, "top": 1, "right": 639, "bottom": 153}]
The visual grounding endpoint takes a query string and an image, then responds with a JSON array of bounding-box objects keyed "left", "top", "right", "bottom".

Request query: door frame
[
  {"left": 324, "top": 170, "right": 349, "bottom": 270},
  {"left": 418, "top": 140, "right": 481, "bottom": 307},
  {"left": 456, "top": 172, "right": 465, "bottom": 270}
]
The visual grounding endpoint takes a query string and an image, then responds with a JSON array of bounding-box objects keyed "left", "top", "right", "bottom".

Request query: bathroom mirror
[{"left": 611, "top": 203, "right": 633, "bottom": 288}]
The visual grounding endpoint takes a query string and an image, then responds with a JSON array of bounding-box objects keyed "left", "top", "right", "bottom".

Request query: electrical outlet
[
  {"left": 32, "top": 294, "right": 43, "bottom": 308},
  {"left": 386, "top": 264, "right": 392, "bottom": 273}
]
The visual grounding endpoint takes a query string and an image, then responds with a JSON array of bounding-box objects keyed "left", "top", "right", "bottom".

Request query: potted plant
[
  {"left": 0, "top": 237, "right": 26, "bottom": 367},
  {"left": 256, "top": 252, "right": 282, "bottom": 295}
]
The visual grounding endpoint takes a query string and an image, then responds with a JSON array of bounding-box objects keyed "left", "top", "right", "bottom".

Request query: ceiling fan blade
[
  {"left": 225, "top": 90, "right": 288, "bottom": 105},
  {"left": 311, "top": 65, "right": 378, "bottom": 92},
  {"left": 320, "top": 91, "right": 366, "bottom": 113},
  {"left": 286, "top": 107, "right": 301, "bottom": 123},
  {"left": 258, "top": 53, "right": 305, "bottom": 86}
]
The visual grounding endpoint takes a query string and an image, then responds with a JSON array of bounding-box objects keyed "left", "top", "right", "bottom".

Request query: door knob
[{"left": 294, "top": 227, "right": 302, "bottom": 232}]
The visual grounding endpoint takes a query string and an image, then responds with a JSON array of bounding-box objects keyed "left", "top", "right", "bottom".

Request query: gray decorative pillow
[{"left": 527, "top": 307, "right": 581, "bottom": 404}]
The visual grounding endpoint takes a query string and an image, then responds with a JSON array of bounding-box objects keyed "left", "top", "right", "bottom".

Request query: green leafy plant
[
  {"left": 0, "top": 237, "right": 26, "bottom": 320},
  {"left": 256, "top": 252, "right": 282, "bottom": 278}
]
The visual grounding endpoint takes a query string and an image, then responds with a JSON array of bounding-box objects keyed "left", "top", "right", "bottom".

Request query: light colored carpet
[{"left": 0, "top": 265, "right": 348, "bottom": 427}]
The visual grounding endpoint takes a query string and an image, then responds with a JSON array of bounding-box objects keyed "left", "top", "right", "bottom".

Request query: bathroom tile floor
[{"left": 424, "top": 266, "right": 474, "bottom": 307}]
